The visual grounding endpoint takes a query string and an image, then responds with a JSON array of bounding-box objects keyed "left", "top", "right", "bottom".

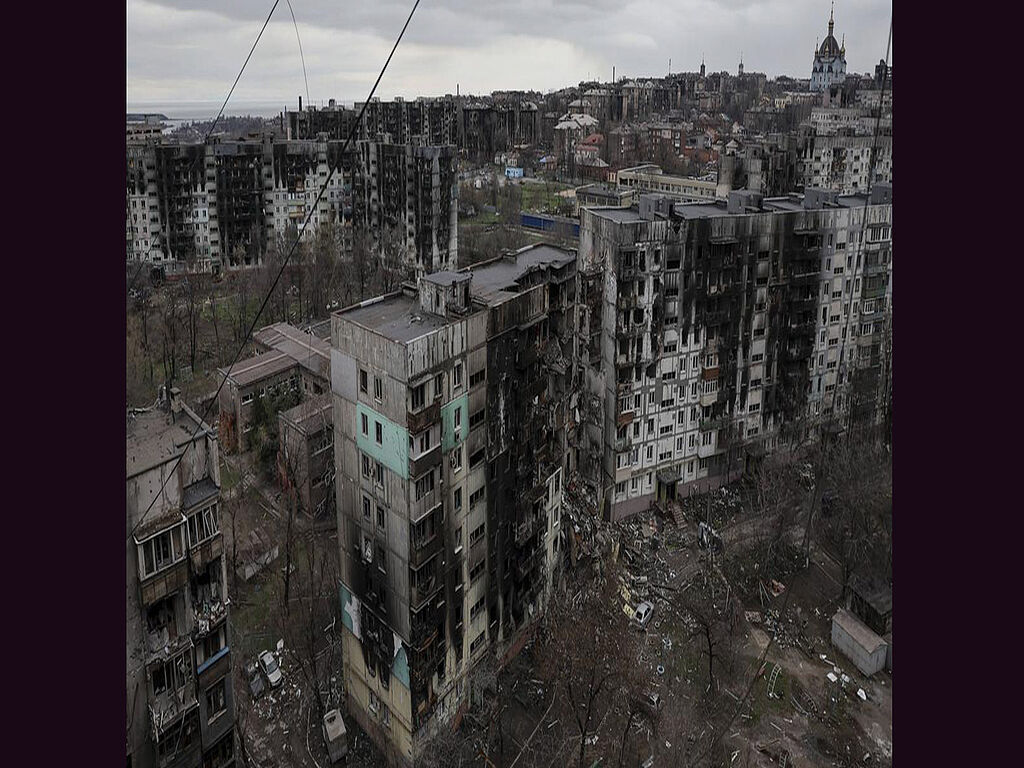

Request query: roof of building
[
  {"left": 832, "top": 608, "right": 886, "bottom": 654},
  {"left": 279, "top": 393, "right": 333, "bottom": 434},
  {"left": 254, "top": 322, "right": 331, "bottom": 379},
  {"left": 466, "top": 244, "right": 575, "bottom": 304},
  {"left": 849, "top": 574, "right": 893, "bottom": 616},
  {"left": 340, "top": 292, "right": 452, "bottom": 344},
  {"left": 219, "top": 350, "right": 297, "bottom": 388},
  {"left": 588, "top": 207, "right": 646, "bottom": 223},
  {"left": 422, "top": 270, "right": 471, "bottom": 287},
  {"left": 126, "top": 405, "right": 211, "bottom": 478},
  {"left": 182, "top": 477, "right": 219, "bottom": 511}
]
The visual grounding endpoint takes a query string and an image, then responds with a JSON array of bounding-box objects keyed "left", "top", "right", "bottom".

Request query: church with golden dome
[{"left": 810, "top": 4, "right": 847, "bottom": 92}]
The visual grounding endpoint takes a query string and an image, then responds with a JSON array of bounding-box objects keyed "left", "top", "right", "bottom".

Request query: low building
[
  {"left": 278, "top": 394, "right": 335, "bottom": 518},
  {"left": 576, "top": 183, "right": 636, "bottom": 211},
  {"left": 614, "top": 164, "right": 718, "bottom": 202},
  {"left": 127, "top": 389, "right": 235, "bottom": 768},
  {"left": 831, "top": 608, "right": 887, "bottom": 677},
  {"left": 218, "top": 323, "right": 331, "bottom": 453},
  {"left": 847, "top": 574, "right": 892, "bottom": 637}
]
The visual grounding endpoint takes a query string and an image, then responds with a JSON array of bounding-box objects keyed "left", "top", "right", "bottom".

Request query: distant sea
[{"left": 127, "top": 101, "right": 292, "bottom": 130}]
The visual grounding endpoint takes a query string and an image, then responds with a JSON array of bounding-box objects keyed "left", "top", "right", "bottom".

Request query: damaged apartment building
[
  {"left": 330, "top": 243, "right": 577, "bottom": 764},
  {"left": 127, "top": 136, "right": 353, "bottom": 274},
  {"left": 576, "top": 185, "right": 892, "bottom": 520},
  {"left": 126, "top": 389, "right": 235, "bottom": 768},
  {"left": 354, "top": 139, "right": 459, "bottom": 278},
  {"left": 127, "top": 130, "right": 457, "bottom": 279}
]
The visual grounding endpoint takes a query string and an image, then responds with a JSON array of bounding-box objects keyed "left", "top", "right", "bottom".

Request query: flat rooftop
[
  {"left": 588, "top": 207, "right": 645, "bottom": 224},
  {"left": 126, "top": 406, "right": 210, "bottom": 479},
  {"left": 254, "top": 322, "right": 331, "bottom": 379},
  {"left": 219, "top": 350, "right": 296, "bottom": 388},
  {"left": 340, "top": 292, "right": 452, "bottom": 344},
  {"left": 280, "top": 393, "right": 333, "bottom": 434},
  {"left": 467, "top": 244, "right": 575, "bottom": 304}
]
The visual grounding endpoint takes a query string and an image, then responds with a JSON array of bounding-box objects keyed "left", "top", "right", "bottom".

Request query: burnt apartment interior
[{"left": 214, "top": 143, "right": 264, "bottom": 267}]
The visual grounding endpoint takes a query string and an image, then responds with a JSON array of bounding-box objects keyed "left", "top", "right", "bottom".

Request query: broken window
[
  {"left": 359, "top": 369, "right": 368, "bottom": 394},
  {"left": 411, "top": 383, "right": 425, "bottom": 410},
  {"left": 186, "top": 503, "right": 219, "bottom": 548}
]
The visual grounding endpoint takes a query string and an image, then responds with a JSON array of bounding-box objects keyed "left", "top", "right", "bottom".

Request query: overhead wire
[
  {"left": 285, "top": 0, "right": 310, "bottom": 108},
  {"left": 130, "top": 0, "right": 423, "bottom": 543},
  {"left": 127, "top": 0, "right": 283, "bottom": 293}
]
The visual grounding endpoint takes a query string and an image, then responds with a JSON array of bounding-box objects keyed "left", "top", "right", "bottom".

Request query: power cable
[
  {"left": 130, "top": 0, "right": 423, "bottom": 543},
  {"left": 285, "top": 0, "right": 310, "bottom": 108},
  {"left": 127, "top": 0, "right": 282, "bottom": 293}
]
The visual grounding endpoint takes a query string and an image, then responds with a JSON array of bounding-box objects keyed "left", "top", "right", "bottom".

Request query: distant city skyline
[{"left": 127, "top": 0, "right": 891, "bottom": 105}]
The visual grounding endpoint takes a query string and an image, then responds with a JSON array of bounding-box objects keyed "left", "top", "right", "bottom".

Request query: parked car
[
  {"left": 259, "top": 650, "right": 283, "bottom": 688},
  {"left": 322, "top": 709, "right": 348, "bottom": 763},
  {"left": 634, "top": 601, "right": 654, "bottom": 629}
]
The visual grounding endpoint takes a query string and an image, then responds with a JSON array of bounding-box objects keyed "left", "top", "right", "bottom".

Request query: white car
[
  {"left": 259, "top": 650, "right": 283, "bottom": 688},
  {"left": 634, "top": 601, "right": 654, "bottom": 630}
]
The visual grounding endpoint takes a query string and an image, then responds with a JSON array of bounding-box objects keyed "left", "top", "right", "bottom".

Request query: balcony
[
  {"left": 408, "top": 399, "right": 440, "bottom": 434},
  {"left": 516, "top": 545, "right": 545, "bottom": 580},
  {"left": 791, "top": 271, "right": 819, "bottom": 286},
  {"left": 616, "top": 409, "right": 636, "bottom": 428},
  {"left": 410, "top": 488, "right": 442, "bottom": 525},
  {"left": 410, "top": 530, "right": 443, "bottom": 570},
  {"left": 193, "top": 598, "right": 228, "bottom": 638},
  {"left": 196, "top": 645, "right": 231, "bottom": 685},
  {"left": 140, "top": 560, "right": 189, "bottom": 608},
  {"left": 862, "top": 281, "right": 889, "bottom": 300},
  {"left": 146, "top": 626, "right": 193, "bottom": 665},
  {"left": 188, "top": 533, "right": 223, "bottom": 571},
  {"left": 699, "top": 390, "right": 719, "bottom": 408},
  {"left": 516, "top": 345, "right": 539, "bottom": 371},
  {"left": 149, "top": 680, "right": 198, "bottom": 743},
  {"left": 409, "top": 444, "right": 441, "bottom": 478},
  {"left": 410, "top": 572, "right": 443, "bottom": 611},
  {"left": 515, "top": 511, "right": 544, "bottom": 546},
  {"left": 617, "top": 293, "right": 640, "bottom": 311}
]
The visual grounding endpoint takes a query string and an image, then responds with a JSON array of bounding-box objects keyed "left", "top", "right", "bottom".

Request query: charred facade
[
  {"left": 331, "top": 244, "right": 575, "bottom": 765},
  {"left": 578, "top": 185, "right": 892, "bottom": 520}
]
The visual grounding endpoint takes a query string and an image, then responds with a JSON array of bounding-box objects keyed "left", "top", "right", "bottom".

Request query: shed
[
  {"left": 831, "top": 608, "right": 887, "bottom": 677},
  {"left": 848, "top": 574, "right": 892, "bottom": 637}
]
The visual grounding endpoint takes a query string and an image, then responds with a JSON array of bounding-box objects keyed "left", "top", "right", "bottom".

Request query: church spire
[{"left": 829, "top": 2, "right": 835, "bottom": 36}]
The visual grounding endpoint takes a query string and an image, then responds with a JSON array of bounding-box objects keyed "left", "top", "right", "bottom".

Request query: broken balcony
[
  {"left": 408, "top": 399, "right": 441, "bottom": 434},
  {"left": 149, "top": 681, "right": 198, "bottom": 743},
  {"left": 409, "top": 444, "right": 441, "bottom": 478},
  {"left": 409, "top": 528, "right": 442, "bottom": 570}
]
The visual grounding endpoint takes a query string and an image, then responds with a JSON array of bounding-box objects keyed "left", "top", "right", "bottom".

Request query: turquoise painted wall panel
[
  {"left": 356, "top": 402, "right": 409, "bottom": 480},
  {"left": 441, "top": 394, "right": 469, "bottom": 452}
]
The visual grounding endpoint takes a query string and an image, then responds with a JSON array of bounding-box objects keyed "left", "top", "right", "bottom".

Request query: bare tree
[
  {"left": 816, "top": 436, "right": 892, "bottom": 598},
  {"left": 350, "top": 226, "right": 377, "bottom": 303},
  {"left": 377, "top": 220, "right": 411, "bottom": 294},
  {"left": 158, "top": 291, "right": 183, "bottom": 388},
  {"left": 538, "top": 564, "right": 644, "bottom": 767},
  {"left": 179, "top": 274, "right": 206, "bottom": 376}
]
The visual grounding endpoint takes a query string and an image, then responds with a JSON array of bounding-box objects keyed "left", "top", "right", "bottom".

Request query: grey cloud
[{"left": 128, "top": 0, "right": 891, "bottom": 103}]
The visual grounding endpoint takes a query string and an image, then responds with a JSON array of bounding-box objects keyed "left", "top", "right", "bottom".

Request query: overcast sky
[{"left": 127, "top": 0, "right": 891, "bottom": 107}]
